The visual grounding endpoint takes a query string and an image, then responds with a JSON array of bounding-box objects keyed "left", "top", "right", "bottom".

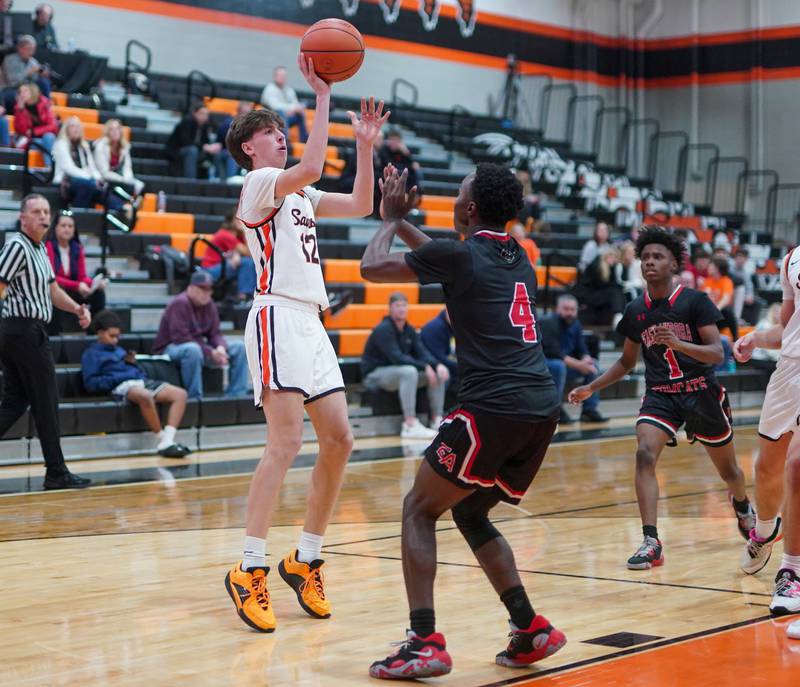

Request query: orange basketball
[{"left": 300, "top": 18, "right": 365, "bottom": 83}]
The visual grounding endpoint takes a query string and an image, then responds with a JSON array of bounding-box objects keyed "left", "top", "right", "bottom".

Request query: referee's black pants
[{"left": 0, "top": 317, "right": 67, "bottom": 476}]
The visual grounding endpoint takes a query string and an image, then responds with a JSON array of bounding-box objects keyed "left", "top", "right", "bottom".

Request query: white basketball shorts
[
  {"left": 758, "top": 356, "right": 800, "bottom": 441},
  {"left": 244, "top": 298, "right": 344, "bottom": 407}
]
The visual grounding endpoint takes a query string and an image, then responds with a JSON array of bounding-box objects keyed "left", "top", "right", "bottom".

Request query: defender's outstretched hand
[
  {"left": 568, "top": 385, "right": 593, "bottom": 405},
  {"left": 349, "top": 96, "right": 390, "bottom": 146},
  {"left": 379, "top": 167, "right": 418, "bottom": 221},
  {"left": 298, "top": 53, "right": 330, "bottom": 97}
]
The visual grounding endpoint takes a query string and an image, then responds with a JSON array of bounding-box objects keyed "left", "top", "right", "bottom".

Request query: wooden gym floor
[{"left": 0, "top": 426, "right": 798, "bottom": 686}]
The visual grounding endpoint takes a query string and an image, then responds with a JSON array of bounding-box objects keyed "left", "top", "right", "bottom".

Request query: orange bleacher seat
[
  {"left": 291, "top": 142, "right": 340, "bottom": 162},
  {"left": 324, "top": 259, "right": 363, "bottom": 283},
  {"left": 288, "top": 120, "right": 352, "bottom": 142},
  {"left": 50, "top": 92, "right": 67, "bottom": 107},
  {"left": 135, "top": 211, "right": 195, "bottom": 235},
  {"left": 53, "top": 106, "right": 99, "bottom": 125},
  {"left": 26, "top": 150, "right": 46, "bottom": 168},
  {"left": 141, "top": 193, "right": 157, "bottom": 213},
  {"left": 337, "top": 329, "right": 371, "bottom": 356},
  {"left": 423, "top": 210, "right": 455, "bottom": 229},
  {"left": 325, "top": 304, "right": 442, "bottom": 330},
  {"left": 535, "top": 265, "right": 577, "bottom": 287},
  {"left": 204, "top": 97, "right": 249, "bottom": 117},
  {"left": 171, "top": 233, "right": 211, "bottom": 252},
  {"left": 364, "top": 283, "right": 419, "bottom": 305},
  {"left": 420, "top": 196, "right": 456, "bottom": 212}
]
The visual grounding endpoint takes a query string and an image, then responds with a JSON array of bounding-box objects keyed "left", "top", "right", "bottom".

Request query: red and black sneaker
[
  {"left": 730, "top": 493, "right": 756, "bottom": 541},
  {"left": 495, "top": 615, "right": 567, "bottom": 667},
  {"left": 627, "top": 536, "right": 664, "bottom": 570},
  {"left": 369, "top": 630, "right": 452, "bottom": 680}
]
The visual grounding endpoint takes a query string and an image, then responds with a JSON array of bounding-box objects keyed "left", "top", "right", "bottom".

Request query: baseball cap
[{"left": 190, "top": 270, "right": 214, "bottom": 289}]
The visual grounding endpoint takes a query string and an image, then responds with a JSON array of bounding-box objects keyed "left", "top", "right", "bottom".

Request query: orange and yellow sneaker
[
  {"left": 224, "top": 562, "right": 276, "bottom": 632},
  {"left": 278, "top": 550, "right": 331, "bottom": 619}
]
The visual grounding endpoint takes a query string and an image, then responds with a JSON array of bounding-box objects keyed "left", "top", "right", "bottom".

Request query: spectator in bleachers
[
  {"left": 217, "top": 101, "right": 253, "bottom": 180},
  {"left": 615, "top": 240, "right": 643, "bottom": 302},
  {"left": 201, "top": 212, "right": 255, "bottom": 302},
  {"left": 45, "top": 209, "right": 107, "bottom": 331},
  {"left": 730, "top": 247, "right": 756, "bottom": 322},
  {"left": 12, "top": 81, "right": 57, "bottom": 156},
  {"left": 578, "top": 221, "right": 610, "bottom": 272},
  {"left": 0, "top": 105, "right": 9, "bottom": 146},
  {"left": 81, "top": 310, "right": 191, "bottom": 458},
  {"left": 509, "top": 221, "right": 540, "bottom": 266},
  {"left": 420, "top": 308, "right": 458, "bottom": 392},
  {"left": 361, "top": 292, "right": 447, "bottom": 439},
  {"left": 152, "top": 270, "right": 249, "bottom": 399},
  {"left": 687, "top": 248, "right": 711, "bottom": 285},
  {"left": 53, "top": 116, "right": 124, "bottom": 209},
  {"left": 32, "top": 4, "right": 58, "bottom": 51},
  {"left": 573, "top": 246, "right": 625, "bottom": 326},
  {"left": 93, "top": 118, "right": 145, "bottom": 195},
  {"left": 260, "top": 65, "right": 308, "bottom": 143},
  {"left": 515, "top": 169, "right": 548, "bottom": 233},
  {"left": 0, "top": 35, "right": 51, "bottom": 109},
  {"left": 0, "top": 1, "right": 14, "bottom": 60},
  {"left": 540, "top": 294, "right": 607, "bottom": 424},
  {"left": 703, "top": 256, "right": 738, "bottom": 341},
  {"left": 165, "top": 102, "right": 225, "bottom": 180},
  {"left": 380, "top": 129, "right": 422, "bottom": 206}
]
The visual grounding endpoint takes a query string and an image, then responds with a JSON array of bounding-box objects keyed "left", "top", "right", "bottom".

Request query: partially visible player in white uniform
[
  {"left": 221, "top": 54, "right": 389, "bottom": 633},
  {"left": 734, "top": 246, "right": 800, "bottom": 634}
]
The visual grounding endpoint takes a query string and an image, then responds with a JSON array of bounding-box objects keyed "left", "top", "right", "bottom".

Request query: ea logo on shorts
[{"left": 436, "top": 442, "right": 457, "bottom": 473}]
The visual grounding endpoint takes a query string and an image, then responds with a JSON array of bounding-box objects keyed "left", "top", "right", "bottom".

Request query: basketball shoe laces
[
  {"left": 775, "top": 574, "right": 800, "bottom": 598},
  {"left": 635, "top": 537, "right": 659, "bottom": 559},
  {"left": 300, "top": 567, "right": 326, "bottom": 601},
  {"left": 746, "top": 536, "right": 770, "bottom": 559},
  {"left": 251, "top": 572, "right": 271, "bottom": 610}
]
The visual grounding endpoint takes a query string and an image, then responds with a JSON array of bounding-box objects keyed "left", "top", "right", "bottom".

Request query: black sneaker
[
  {"left": 43, "top": 471, "right": 91, "bottom": 490},
  {"left": 627, "top": 536, "right": 664, "bottom": 570},
  {"left": 580, "top": 408, "right": 608, "bottom": 423},
  {"left": 558, "top": 406, "right": 574, "bottom": 424},
  {"left": 158, "top": 443, "right": 188, "bottom": 458},
  {"left": 369, "top": 630, "right": 452, "bottom": 679},
  {"left": 496, "top": 615, "right": 567, "bottom": 667},
  {"left": 729, "top": 493, "right": 756, "bottom": 541}
]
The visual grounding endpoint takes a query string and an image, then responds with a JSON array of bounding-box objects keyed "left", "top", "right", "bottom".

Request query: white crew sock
[
  {"left": 755, "top": 516, "right": 778, "bottom": 539},
  {"left": 157, "top": 425, "right": 177, "bottom": 450},
  {"left": 243, "top": 535, "right": 267, "bottom": 570},
  {"left": 780, "top": 553, "right": 800, "bottom": 576},
  {"left": 297, "top": 531, "right": 323, "bottom": 564}
]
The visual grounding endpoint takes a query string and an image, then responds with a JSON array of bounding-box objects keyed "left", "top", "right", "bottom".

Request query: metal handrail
[
  {"left": 122, "top": 40, "right": 152, "bottom": 106},
  {"left": 676, "top": 143, "right": 719, "bottom": 203},
  {"left": 186, "top": 69, "right": 217, "bottom": 112},
  {"left": 707, "top": 156, "right": 748, "bottom": 212},
  {"left": 735, "top": 169, "right": 778, "bottom": 216},
  {"left": 621, "top": 117, "right": 659, "bottom": 177},
  {"left": 189, "top": 237, "right": 227, "bottom": 286},
  {"left": 648, "top": 130, "right": 689, "bottom": 192},
  {"left": 566, "top": 94, "right": 604, "bottom": 148},
  {"left": 448, "top": 105, "right": 474, "bottom": 159},
  {"left": 540, "top": 83, "right": 576, "bottom": 143},
  {"left": 390, "top": 78, "right": 418, "bottom": 108},
  {"left": 100, "top": 185, "right": 138, "bottom": 270},
  {"left": 765, "top": 183, "right": 800, "bottom": 245},
  {"left": 21, "top": 139, "right": 54, "bottom": 196},
  {"left": 592, "top": 106, "right": 631, "bottom": 168}
]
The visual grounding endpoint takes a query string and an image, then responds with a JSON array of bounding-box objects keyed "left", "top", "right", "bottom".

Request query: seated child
[{"left": 81, "top": 309, "right": 191, "bottom": 458}]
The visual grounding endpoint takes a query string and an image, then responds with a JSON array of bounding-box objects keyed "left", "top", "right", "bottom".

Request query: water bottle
[{"left": 157, "top": 191, "right": 167, "bottom": 213}]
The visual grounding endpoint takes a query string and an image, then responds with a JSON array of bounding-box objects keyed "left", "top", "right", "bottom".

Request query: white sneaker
[
  {"left": 740, "top": 517, "right": 781, "bottom": 575},
  {"left": 401, "top": 421, "right": 437, "bottom": 440},
  {"left": 788, "top": 619, "right": 800, "bottom": 639},
  {"left": 770, "top": 569, "right": 800, "bottom": 616},
  {"left": 429, "top": 416, "right": 442, "bottom": 432}
]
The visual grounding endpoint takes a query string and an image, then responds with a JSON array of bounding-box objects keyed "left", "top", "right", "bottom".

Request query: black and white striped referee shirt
[{"left": 0, "top": 231, "right": 55, "bottom": 322}]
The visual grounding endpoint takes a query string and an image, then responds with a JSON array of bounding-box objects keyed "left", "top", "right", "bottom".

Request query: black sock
[
  {"left": 410, "top": 608, "right": 436, "bottom": 638},
  {"left": 643, "top": 525, "right": 659, "bottom": 540},
  {"left": 500, "top": 586, "right": 535, "bottom": 629},
  {"left": 733, "top": 496, "right": 750, "bottom": 514}
]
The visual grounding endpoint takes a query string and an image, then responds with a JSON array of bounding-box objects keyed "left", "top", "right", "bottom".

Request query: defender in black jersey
[
  {"left": 569, "top": 227, "right": 753, "bottom": 570},
  {"left": 362, "top": 165, "right": 565, "bottom": 679}
]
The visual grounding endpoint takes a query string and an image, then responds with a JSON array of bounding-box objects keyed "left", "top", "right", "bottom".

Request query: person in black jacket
[
  {"left": 420, "top": 308, "right": 458, "bottom": 391},
  {"left": 165, "top": 102, "right": 226, "bottom": 179},
  {"left": 361, "top": 292, "right": 448, "bottom": 439}
]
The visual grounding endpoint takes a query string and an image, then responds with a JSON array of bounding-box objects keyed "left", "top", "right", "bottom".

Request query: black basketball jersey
[
  {"left": 616, "top": 284, "right": 723, "bottom": 393},
  {"left": 404, "top": 230, "right": 558, "bottom": 420}
]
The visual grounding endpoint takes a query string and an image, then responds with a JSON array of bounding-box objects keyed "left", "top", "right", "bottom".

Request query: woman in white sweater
[
  {"left": 93, "top": 119, "right": 144, "bottom": 195},
  {"left": 53, "top": 116, "right": 105, "bottom": 208}
]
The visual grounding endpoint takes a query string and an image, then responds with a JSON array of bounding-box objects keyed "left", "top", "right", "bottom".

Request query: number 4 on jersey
[{"left": 509, "top": 282, "right": 537, "bottom": 343}]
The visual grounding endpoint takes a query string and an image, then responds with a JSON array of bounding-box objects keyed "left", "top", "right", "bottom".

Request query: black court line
[
  {"left": 474, "top": 614, "right": 774, "bottom": 687},
  {"left": 323, "top": 550, "right": 772, "bottom": 598},
  {"left": 322, "top": 484, "right": 737, "bottom": 550}
]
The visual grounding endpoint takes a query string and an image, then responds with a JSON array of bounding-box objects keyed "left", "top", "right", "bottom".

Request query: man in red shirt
[{"left": 201, "top": 214, "right": 256, "bottom": 301}]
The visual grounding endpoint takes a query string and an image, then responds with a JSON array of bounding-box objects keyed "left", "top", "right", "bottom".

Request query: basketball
[{"left": 300, "top": 18, "right": 365, "bottom": 83}]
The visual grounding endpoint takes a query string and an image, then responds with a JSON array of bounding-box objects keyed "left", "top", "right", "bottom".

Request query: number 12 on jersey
[{"left": 509, "top": 282, "right": 538, "bottom": 343}]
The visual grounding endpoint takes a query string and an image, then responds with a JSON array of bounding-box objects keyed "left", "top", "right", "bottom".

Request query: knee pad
[{"left": 452, "top": 501, "right": 502, "bottom": 552}]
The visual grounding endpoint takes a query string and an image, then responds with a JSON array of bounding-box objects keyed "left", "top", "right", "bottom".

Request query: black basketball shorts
[
  {"left": 637, "top": 383, "right": 733, "bottom": 447},
  {"left": 424, "top": 405, "right": 558, "bottom": 504}
]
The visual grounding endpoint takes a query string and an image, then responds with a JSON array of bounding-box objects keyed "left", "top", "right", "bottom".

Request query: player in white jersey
[
  {"left": 734, "top": 247, "right": 800, "bottom": 626},
  {"left": 221, "top": 55, "right": 389, "bottom": 633}
]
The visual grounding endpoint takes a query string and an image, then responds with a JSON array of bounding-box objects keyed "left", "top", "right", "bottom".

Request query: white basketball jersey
[
  {"left": 236, "top": 166, "right": 329, "bottom": 310},
  {"left": 780, "top": 247, "right": 800, "bottom": 359}
]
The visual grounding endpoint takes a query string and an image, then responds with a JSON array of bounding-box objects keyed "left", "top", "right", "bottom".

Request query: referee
[{"left": 0, "top": 194, "right": 91, "bottom": 490}]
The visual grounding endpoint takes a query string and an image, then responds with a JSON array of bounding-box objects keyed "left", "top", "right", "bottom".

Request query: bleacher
[{"left": 0, "top": 57, "right": 783, "bottom": 465}]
